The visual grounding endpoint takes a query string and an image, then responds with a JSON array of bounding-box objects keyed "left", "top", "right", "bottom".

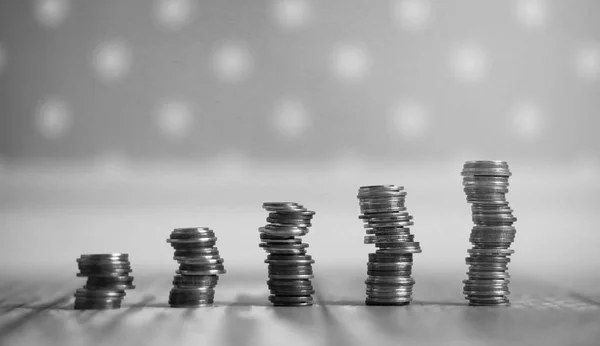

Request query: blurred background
[{"left": 0, "top": 0, "right": 599, "bottom": 284}]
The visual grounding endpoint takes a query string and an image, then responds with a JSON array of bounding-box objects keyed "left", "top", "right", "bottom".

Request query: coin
[
  {"left": 358, "top": 185, "right": 421, "bottom": 306},
  {"left": 166, "top": 227, "right": 226, "bottom": 307},
  {"left": 260, "top": 202, "right": 316, "bottom": 306},
  {"left": 73, "top": 253, "right": 135, "bottom": 310},
  {"left": 461, "top": 161, "right": 517, "bottom": 306}
]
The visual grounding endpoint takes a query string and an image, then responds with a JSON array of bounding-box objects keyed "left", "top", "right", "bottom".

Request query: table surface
[{"left": 1, "top": 269, "right": 599, "bottom": 346}]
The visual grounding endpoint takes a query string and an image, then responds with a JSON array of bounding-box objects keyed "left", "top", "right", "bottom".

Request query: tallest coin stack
[{"left": 461, "top": 161, "right": 517, "bottom": 306}]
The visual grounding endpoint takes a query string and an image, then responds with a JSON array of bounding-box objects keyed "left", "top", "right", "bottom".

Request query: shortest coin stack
[
  {"left": 167, "top": 227, "right": 226, "bottom": 307},
  {"left": 260, "top": 202, "right": 316, "bottom": 306},
  {"left": 74, "top": 253, "right": 135, "bottom": 310}
]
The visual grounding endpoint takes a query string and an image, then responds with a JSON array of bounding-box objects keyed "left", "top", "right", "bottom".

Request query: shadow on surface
[
  {"left": 413, "top": 300, "right": 466, "bottom": 307},
  {"left": 0, "top": 297, "right": 71, "bottom": 312},
  {"left": 219, "top": 294, "right": 263, "bottom": 346},
  {"left": 315, "top": 300, "right": 364, "bottom": 306},
  {"left": 0, "top": 296, "right": 71, "bottom": 337},
  {"left": 224, "top": 293, "right": 271, "bottom": 307},
  {"left": 314, "top": 286, "right": 358, "bottom": 346},
  {"left": 569, "top": 292, "right": 600, "bottom": 307}
]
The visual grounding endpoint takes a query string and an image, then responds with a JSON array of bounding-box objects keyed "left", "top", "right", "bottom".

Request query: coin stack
[
  {"left": 166, "top": 227, "right": 226, "bottom": 307},
  {"left": 74, "top": 253, "right": 135, "bottom": 310},
  {"left": 259, "top": 202, "right": 316, "bottom": 306},
  {"left": 461, "top": 161, "right": 517, "bottom": 306},
  {"left": 357, "top": 185, "right": 422, "bottom": 306}
]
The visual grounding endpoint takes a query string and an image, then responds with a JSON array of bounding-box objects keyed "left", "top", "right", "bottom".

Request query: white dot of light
[
  {"left": 0, "top": 43, "right": 6, "bottom": 74},
  {"left": 92, "top": 39, "right": 133, "bottom": 83},
  {"left": 515, "top": 0, "right": 548, "bottom": 28},
  {"left": 330, "top": 43, "right": 371, "bottom": 82},
  {"left": 152, "top": 0, "right": 194, "bottom": 31},
  {"left": 450, "top": 44, "right": 489, "bottom": 83},
  {"left": 271, "top": 0, "right": 312, "bottom": 30},
  {"left": 390, "top": 101, "right": 429, "bottom": 140},
  {"left": 273, "top": 98, "right": 311, "bottom": 138},
  {"left": 35, "top": 97, "right": 71, "bottom": 139},
  {"left": 392, "top": 0, "right": 432, "bottom": 31},
  {"left": 156, "top": 99, "right": 194, "bottom": 139},
  {"left": 33, "top": 0, "right": 71, "bottom": 29},
  {"left": 212, "top": 42, "right": 254, "bottom": 84},
  {"left": 510, "top": 102, "right": 545, "bottom": 139},
  {"left": 575, "top": 42, "right": 600, "bottom": 81}
]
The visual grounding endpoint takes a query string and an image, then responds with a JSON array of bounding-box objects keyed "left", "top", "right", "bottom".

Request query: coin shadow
[
  {"left": 218, "top": 294, "right": 264, "bottom": 346},
  {"left": 225, "top": 293, "right": 271, "bottom": 307},
  {"left": 82, "top": 294, "right": 156, "bottom": 339},
  {"left": 568, "top": 292, "right": 600, "bottom": 307},
  {"left": 144, "top": 301, "right": 171, "bottom": 308},
  {"left": 412, "top": 300, "right": 466, "bottom": 307},
  {"left": 0, "top": 296, "right": 72, "bottom": 336},
  {"left": 315, "top": 299, "right": 364, "bottom": 306},
  {"left": 316, "top": 292, "right": 362, "bottom": 346}
]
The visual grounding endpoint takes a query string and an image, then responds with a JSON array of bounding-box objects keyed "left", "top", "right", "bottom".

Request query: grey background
[{"left": 0, "top": 0, "right": 599, "bottom": 280}]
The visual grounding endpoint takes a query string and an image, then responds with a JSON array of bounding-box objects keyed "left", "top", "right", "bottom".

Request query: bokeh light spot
[
  {"left": 92, "top": 39, "right": 133, "bottom": 83},
  {"left": 271, "top": 0, "right": 312, "bottom": 31},
  {"left": 450, "top": 44, "right": 489, "bottom": 83},
  {"left": 35, "top": 97, "right": 71, "bottom": 139},
  {"left": 152, "top": 0, "right": 195, "bottom": 31},
  {"left": 575, "top": 42, "right": 600, "bottom": 81},
  {"left": 273, "top": 98, "right": 311, "bottom": 139},
  {"left": 34, "top": 0, "right": 70, "bottom": 29},
  {"left": 330, "top": 42, "right": 371, "bottom": 82},
  {"left": 515, "top": 0, "right": 548, "bottom": 28},
  {"left": 212, "top": 42, "right": 254, "bottom": 84},
  {"left": 392, "top": 0, "right": 432, "bottom": 31},
  {"left": 510, "top": 102, "right": 545, "bottom": 139},
  {"left": 156, "top": 99, "right": 194, "bottom": 139},
  {"left": 390, "top": 101, "right": 429, "bottom": 140}
]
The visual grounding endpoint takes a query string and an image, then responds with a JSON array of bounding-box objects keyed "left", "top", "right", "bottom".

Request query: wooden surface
[{"left": 1, "top": 269, "right": 599, "bottom": 346}]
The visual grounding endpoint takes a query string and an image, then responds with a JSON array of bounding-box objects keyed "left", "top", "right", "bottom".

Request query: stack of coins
[
  {"left": 357, "top": 185, "right": 422, "bottom": 306},
  {"left": 461, "top": 161, "right": 517, "bottom": 306},
  {"left": 259, "top": 202, "right": 316, "bottom": 306},
  {"left": 166, "top": 227, "right": 226, "bottom": 307},
  {"left": 74, "top": 253, "right": 135, "bottom": 310}
]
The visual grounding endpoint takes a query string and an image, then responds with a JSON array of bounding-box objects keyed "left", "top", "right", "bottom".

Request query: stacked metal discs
[
  {"left": 461, "top": 161, "right": 517, "bottom": 306},
  {"left": 166, "top": 227, "right": 226, "bottom": 307},
  {"left": 74, "top": 253, "right": 135, "bottom": 310},
  {"left": 259, "top": 202, "right": 316, "bottom": 306},
  {"left": 357, "top": 185, "right": 422, "bottom": 306}
]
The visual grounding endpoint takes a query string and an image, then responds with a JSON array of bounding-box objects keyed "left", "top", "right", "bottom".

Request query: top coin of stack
[
  {"left": 461, "top": 161, "right": 517, "bottom": 306},
  {"left": 74, "top": 253, "right": 135, "bottom": 310},
  {"left": 357, "top": 185, "right": 422, "bottom": 306},
  {"left": 260, "top": 202, "right": 316, "bottom": 306},
  {"left": 166, "top": 227, "right": 226, "bottom": 307}
]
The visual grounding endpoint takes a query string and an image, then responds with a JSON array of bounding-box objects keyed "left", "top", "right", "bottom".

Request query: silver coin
[
  {"left": 177, "top": 268, "right": 226, "bottom": 275},
  {"left": 467, "top": 271, "right": 510, "bottom": 279},
  {"left": 268, "top": 273, "right": 314, "bottom": 279},
  {"left": 468, "top": 248, "right": 515, "bottom": 255},
  {"left": 74, "top": 288, "right": 126, "bottom": 298},
  {"left": 265, "top": 258, "right": 315, "bottom": 265}
]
